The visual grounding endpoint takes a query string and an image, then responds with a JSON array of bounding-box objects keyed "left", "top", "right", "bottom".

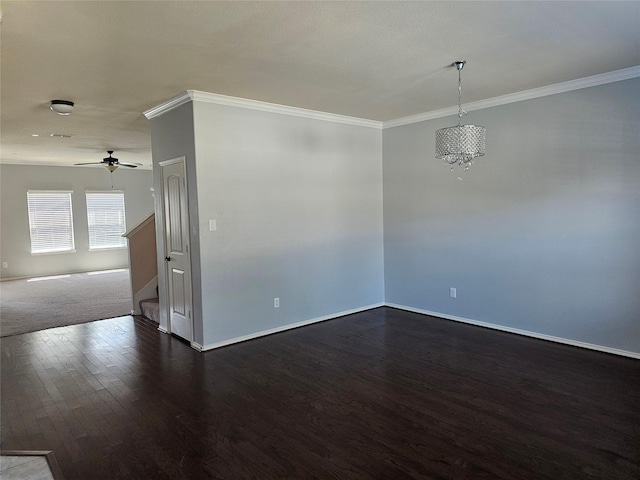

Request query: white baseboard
[
  {"left": 385, "top": 303, "right": 640, "bottom": 360},
  {"left": 132, "top": 275, "right": 158, "bottom": 315},
  {"left": 157, "top": 325, "right": 168, "bottom": 334},
  {"left": 180, "top": 301, "right": 639, "bottom": 360},
  {"left": 0, "top": 266, "right": 129, "bottom": 282},
  {"left": 197, "top": 303, "right": 385, "bottom": 352}
]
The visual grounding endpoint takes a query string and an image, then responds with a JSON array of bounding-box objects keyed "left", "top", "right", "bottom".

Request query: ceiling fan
[{"left": 75, "top": 151, "right": 141, "bottom": 172}]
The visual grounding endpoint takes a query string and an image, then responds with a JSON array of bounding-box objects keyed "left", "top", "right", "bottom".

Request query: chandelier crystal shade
[{"left": 436, "top": 61, "right": 485, "bottom": 174}]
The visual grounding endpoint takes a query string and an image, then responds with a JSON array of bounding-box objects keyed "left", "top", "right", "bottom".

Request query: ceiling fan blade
[
  {"left": 118, "top": 162, "right": 142, "bottom": 168},
  {"left": 74, "top": 162, "right": 105, "bottom": 165}
]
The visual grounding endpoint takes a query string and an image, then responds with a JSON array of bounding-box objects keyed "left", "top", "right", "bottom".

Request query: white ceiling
[{"left": 1, "top": 1, "right": 639, "bottom": 168}]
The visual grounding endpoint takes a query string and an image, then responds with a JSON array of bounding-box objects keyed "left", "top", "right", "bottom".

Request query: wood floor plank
[{"left": 2, "top": 308, "right": 639, "bottom": 479}]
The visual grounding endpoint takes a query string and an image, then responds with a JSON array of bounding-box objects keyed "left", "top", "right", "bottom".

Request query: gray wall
[
  {"left": 0, "top": 164, "right": 154, "bottom": 279},
  {"left": 192, "top": 102, "right": 384, "bottom": 347},
  {"left": 148, "top": 102, "right": 202, "bottom": 340},
  {"left": 383, "top": 78, "right": 640, "bottom": 354}
]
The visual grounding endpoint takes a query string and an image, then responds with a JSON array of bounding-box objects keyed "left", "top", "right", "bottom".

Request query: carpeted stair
[{"left": 139, "top": 298, "right": 160, "bottom": 323}]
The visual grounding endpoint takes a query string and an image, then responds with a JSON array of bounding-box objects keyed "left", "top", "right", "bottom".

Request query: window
[
  {"left": 86, "top": 191, "right": 127, "bottom": 250},
  {"left": 86, "top": 191, "right": 127, "bottom": 249},
  {"left": 27, "top": 191, "right": 75, "bottom": 254}
]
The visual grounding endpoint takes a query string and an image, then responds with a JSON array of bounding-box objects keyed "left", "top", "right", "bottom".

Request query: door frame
[{"left": 159, "top": 156, "right": 193, "bottom": 342}]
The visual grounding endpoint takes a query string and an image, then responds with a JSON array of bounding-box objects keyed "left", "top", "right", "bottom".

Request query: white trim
[
  {"left": 157, "top": 325, "right": 168, "bottom": 334},
  {"left": 159, "top": 156, "right": 194, "bottom": 343},
  {"left": 195, "top": 303, "right": 385, "bottom": 351},
  {"left": 145, "top": 90, "right": 383, "bottom": 128},
  {"left": 123, "top": 212, "right": 154, "bottom": 238},
  {"left": 1, "top": 266, "right": 129, "bottom": 282},
  {"left": 30, "top": 249, "right": 77, "bottom": 256},
  {"left": 384, "top": 65, "right": 640, "bottom": 128},
  {"left": 132, "top": 275, "right": 158, "bottom": 316},
  {"left": 88, "top": 246, "right": 127, "bottom": 252},
  {"left": 188, "top": 90, "right": 383, "bottom": 128},
  {"left": 144, "top": 67, "right": 640, "bottom": 129},
  {"left": 85, "top": 189, "right": 124, "bottom": 194},
  {"left": 385, "top": 303, "right": 640, "bottom": 360},
  {"left": 143, "top": 92, "right": 192, "bottom": 119},
  {"left": 27, "top": 189, "right": 74, "bottom": 194},
  {"left": 159, "top": 156, "right": 187, "bottom": 168}
]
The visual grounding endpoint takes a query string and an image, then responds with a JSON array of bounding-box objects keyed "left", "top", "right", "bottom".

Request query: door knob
[{"left": 165, "top": 256, "right": 171, "bottom": 261}]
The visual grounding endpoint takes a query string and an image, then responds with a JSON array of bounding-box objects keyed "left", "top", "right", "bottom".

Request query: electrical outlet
[
  {"left": 209, "top": 219, "right": 217, "bottom": 231},
  {"left": 274, "top": 297, "right": 279, "bottom": 308},
  {"left": 2, "top": 262, "right": 7, "bottom": 269},
  {"left": 450, "top": 287, "right": 457, "bottom": 298}
]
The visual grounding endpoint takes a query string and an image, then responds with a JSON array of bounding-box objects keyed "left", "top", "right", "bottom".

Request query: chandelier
[{"left": 435, "top": 61, "right": 485, "bottom": 178}]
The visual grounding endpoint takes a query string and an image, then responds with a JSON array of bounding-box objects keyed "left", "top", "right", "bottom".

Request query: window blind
[
  {"left": 27, "top": 191, "right": 75, "bottom": 254},
  {"left": 86, "top": 191, "right": 127, "bottom": 249}
]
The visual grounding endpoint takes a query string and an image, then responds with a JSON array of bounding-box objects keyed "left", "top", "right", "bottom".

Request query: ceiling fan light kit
[
  {"left": 435, "top": 61, "right": 486, "bottom": 179},
  {"left": 50, "top": 99, "right": 75, "bottom": 115}
]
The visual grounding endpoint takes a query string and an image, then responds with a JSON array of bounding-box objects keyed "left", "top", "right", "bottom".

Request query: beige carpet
[{"left": 0, "top": 269, "right": 132, "bottom": 337}]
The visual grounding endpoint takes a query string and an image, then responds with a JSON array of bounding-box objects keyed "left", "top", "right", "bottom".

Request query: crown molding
[
  {"left": 383, "top": 65, "right": 640, "bottom": 129},
  {"left": 144, "top": 66, "right": 640, "bottom": 128},
  {"left": 144, "top": 90, "right": 383, "bottom": 128},
  {"left": 188, "top": 90, "right": 383, "bottom": 128},
  {"left": 143, "top": 92, "right": 192, "bottom": 119}
]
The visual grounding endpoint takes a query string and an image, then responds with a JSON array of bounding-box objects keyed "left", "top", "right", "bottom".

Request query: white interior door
[{"left": 161, "top": 158, "right": 193, "bottom": 342}]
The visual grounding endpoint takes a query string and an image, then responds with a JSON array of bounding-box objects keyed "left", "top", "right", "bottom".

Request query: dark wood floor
[{"left": 1, "top": 307, "right": 638, "bottom": 479}]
